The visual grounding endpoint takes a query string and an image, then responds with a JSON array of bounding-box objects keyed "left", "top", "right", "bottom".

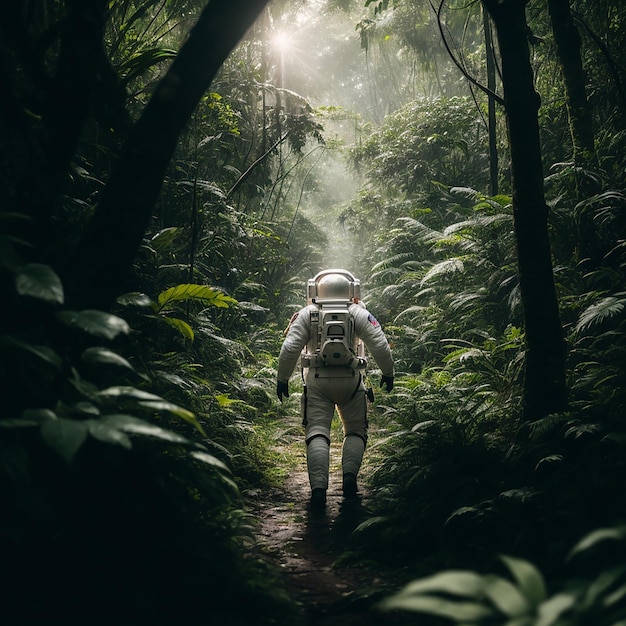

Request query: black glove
[
  {"left": 277, "top": 380, "right": 289, "bottom": 402},
  {"left": 380, "top": 375, "right": 394, "bottom": 393}
]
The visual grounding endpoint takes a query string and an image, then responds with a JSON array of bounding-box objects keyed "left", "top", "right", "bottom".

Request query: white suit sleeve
[
  {"left": 277, "top": 306, "right": 311, "bottom": 383},
  {"left": 351, "top": 304, "right": 394, "bottom": 377}
]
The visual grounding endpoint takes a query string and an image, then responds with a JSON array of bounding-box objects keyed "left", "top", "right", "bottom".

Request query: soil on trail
[{"left": 252, "top": 433, "right": 413, "bottom": 626}]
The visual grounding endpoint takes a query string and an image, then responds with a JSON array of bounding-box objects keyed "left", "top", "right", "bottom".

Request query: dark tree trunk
[
  {"left": 3, "top": 0, "right": 109, "bottom": 236},
  {"left": 482, "top": 0, "right": 568, "bottom": 420},
  {"left": 547, "top": 0, "right": 601, "bottom": 267},
  {"left": 547, "top": 0, "right": 595, "bottom": 161},
  {"left": 61, "top": 0, "right": 270, "bottom": 310},
  {"left": 483, "top": 6, "right": 499, "bottom": 197}
]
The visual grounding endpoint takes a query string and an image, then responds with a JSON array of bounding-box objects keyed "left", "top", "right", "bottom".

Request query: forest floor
[{"left": 250, "top": 411, "right": 417, "bottom": 626}]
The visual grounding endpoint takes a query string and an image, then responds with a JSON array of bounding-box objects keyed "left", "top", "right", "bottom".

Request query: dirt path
[{"left": 252, "top": 428, "right": 413, "bottom": 626}]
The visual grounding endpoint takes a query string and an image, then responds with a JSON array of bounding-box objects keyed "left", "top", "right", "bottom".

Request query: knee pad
[
  {"left": 306, "top": 432, "right": 331, "bottom": 446},
  {"left": 343, "top": 431, "right": 368, "bottom": 446}
]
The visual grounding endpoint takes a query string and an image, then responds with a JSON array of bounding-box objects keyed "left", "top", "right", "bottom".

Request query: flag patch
[{"left": 368, "top": 313, "right": 379, "bottom": 327}]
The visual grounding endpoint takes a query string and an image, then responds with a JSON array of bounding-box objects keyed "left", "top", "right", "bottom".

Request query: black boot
[
  {"left": 309, "top": 488, "right": 327, "bottom": 510},
  {"left": 342, "top": 473, "right": 358, "bottom": 498}
]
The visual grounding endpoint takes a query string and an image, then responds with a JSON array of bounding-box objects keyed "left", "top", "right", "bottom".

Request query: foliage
[
  {"left": 379, "top": 526, "right": 626, "bottom": 626},
  {"left": 0, "top": 256, "right": 296, "bottom": 625}
]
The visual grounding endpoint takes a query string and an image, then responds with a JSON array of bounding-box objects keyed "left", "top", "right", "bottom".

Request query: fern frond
[
  {"left": 420, "top": 258, "right": 464, "bottom": 286},
  {"left": 576, "top": 294, "right": 626, "bottom": 333}
]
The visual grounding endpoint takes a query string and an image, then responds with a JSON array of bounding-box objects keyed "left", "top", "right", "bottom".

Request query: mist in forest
[
  {"left": 264, "top": 2, "right": 405, "bottom": 277},
  {"left": 261, "top": 0, "right": 452, "bottom": 281}
]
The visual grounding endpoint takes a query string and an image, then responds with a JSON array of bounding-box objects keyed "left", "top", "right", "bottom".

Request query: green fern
[{"left": 575, "top": 294, "right": 626, "bottom": 333}]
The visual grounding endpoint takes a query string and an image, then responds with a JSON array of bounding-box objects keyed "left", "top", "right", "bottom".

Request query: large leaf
[
  {"left": 379, "top": 593, "right": 494, "bottom": 621},
  {"left": 87, "top": 420, "right": 132, "bottom": 449},
  {"left": 568, "top": 527, "right": 626, "bottom": 560},
  {"left": 138, "top": 400, "right": 207, "bottom": 436},
  {"left": 81, "top": 347, "right": 135, "bottom": 371},
  {"left": 15, "top": 263, "right": 64, "bottom": 304},
  {"left": 0, "top": 409, "right": 57, "bottom": 428},
  {"left": 190, "top": 450, "right": 230, "bottom": 472},
  {"left": 535, "top": 592, "right": 577, "bottom": 626},
  {"left": 4, "top": 336, "right": 63, "bottom": 370},
  {"left": 40, "top": 418, "right": 89, "bottom": 463},
  {"left": 149, "top": 227, "right": 181, "bottom": 252},
  {"left": 156, "top": 284, "right": 237, "bottom": 311},
  {"left": 393, "top": 571, "right": 486, "bottom": 598},
  {"left": 163, "top": 316, "right": 195, "bottom": 341},
  {"left": 116, "top": 292, "right": 153, "bottom": 307},
  {"left": 57, "top": 310, "right": 130, "bottom": 340},
  {"left": 97, "top": 386, "right": 162, "bottom": 401},
  {"left": 500, "top": 555, "right": 547, "bottom": 606},
  {"left": 483, "top": 574, "right": 530, "bottom": 617},
  {"left": 101, "top": 414, "right": 189, "bottom": 444}
]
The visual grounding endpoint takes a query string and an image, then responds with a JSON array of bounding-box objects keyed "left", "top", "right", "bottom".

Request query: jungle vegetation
[{"left": 1, "top": 0, "right": 626, "bottom": 625}]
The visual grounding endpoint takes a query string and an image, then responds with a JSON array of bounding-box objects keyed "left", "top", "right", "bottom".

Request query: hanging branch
[
  {"left": 429, "top": 0, "right": 504, "bottom": 106},
  {"left": 225, "top": 130, "right": 290, "bottom": 201}
]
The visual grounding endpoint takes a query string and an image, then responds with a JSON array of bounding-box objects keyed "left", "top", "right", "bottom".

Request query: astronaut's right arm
[{"left": 277, "top": 307, "right": 311, "bottom": 383}]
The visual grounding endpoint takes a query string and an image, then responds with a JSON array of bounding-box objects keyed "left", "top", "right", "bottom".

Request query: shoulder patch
[
  {"left": 283, "top": 312, "right": 299, "bottom": 336},
  {"left": 368, "top": 313, "right": 380, "bottom": 327}
]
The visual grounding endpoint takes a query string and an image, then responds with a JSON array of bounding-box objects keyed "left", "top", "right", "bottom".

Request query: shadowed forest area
[{"left": 2, "top": 0, "right": 626, "bottom": 624}]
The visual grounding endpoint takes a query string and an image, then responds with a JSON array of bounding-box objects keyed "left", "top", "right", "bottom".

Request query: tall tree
[
  {"left": 481, "top": 0, "right": 568, "bottom": 420},
  {"left": 61, "top": 0, "right": 271, "bottom": 309},
  {"left": 547, "top": 0, "right": 595, "bottom": 162}
]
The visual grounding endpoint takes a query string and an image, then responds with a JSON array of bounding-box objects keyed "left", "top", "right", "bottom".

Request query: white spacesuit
[{"left": 276, "top": 270, "right": 394, "bottom": 509}]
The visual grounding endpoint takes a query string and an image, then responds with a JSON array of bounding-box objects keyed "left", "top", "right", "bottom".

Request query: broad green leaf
[
  {"left": 536, "top": 592, "right": 577, "bottom": 626},
  {"left": 397, "top": 571, "right": 486, "bottom": 598},
  {"left": 97, "top": 386, "right": 162, "bottom": 401},
  {"left": 604, "top": 582, "right": 626, "bottom": 607},
  {"left": 4, "top": 336, "right": 63, "bottom": 370},
  {"left": 40, "top": 418, "right": 89, "bottom": 463},
  {"left": 190, "top": 450, "right": 230, "bottom": 471},
  {"left": 163, "top": 316, "right": 194, "bottom": 341},
  {"left": 15, "top": 263, "right": 64, "bottom": 304},
  {"left": 57, "top": 310, "right": 130, "bottom": 340},
  {"left": 379, "top": 593, "right": 494, "bottom": 621},
  {"left": 483, "top": 574, "right": 530, "bottom": 617},
  {"left": 138, "top": 400, "right": 207, "bottom": 436},
  {"left": 22, "top": 408, "right": 57, "bottom": 422},
  {"left": 87, "top": 420, "right": 132, "bottom": 449},
  {"left": 101, "top": 414, "right": 189, "bottom": 444},
  {"left": 569, "top": 527, "right": 626, "bottom": 559},
  {"left": 582, "top": 567, "right": 625, "bottom": 608},
  {"left": 81, "top": 347, "right": 135, "bottom": 371},
  {"left": 117, "top": 292, "right": 153, "bottom": 307},
  {"left": 157, "top": 284, "right": 237, "bottom": 310},
  {"left": 149, "top": 227, "right": 180, "bottom": 251},
  {"left": 501, "top": 555, "right": 547, "bottom": 605},
  {"left": 1, "top": 408, "right": 56, "bottom": 428}
]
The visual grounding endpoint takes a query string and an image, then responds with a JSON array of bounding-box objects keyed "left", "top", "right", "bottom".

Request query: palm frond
[
  {"left": 420, "top": 258, "right": 465, "bottom": 286},
  {"left": 575, "top": 294, "right": 626, "bottom": 334}
]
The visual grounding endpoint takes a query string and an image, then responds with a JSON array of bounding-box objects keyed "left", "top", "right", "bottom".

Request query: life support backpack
[{"left": 300, "top": 270, "right": 367, "bottom": 370}]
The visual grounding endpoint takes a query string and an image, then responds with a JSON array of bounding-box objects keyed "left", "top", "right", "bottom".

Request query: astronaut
[{"left": 276, "top": 270, "right": 394, "bottom": 510}]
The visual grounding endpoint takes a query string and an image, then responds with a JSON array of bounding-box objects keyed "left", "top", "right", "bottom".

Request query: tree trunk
[
  {"left": 482, "top": 0, "right": 568, "bottom": 420},
  {"left": 62, "top": 0, "right": 270, "bottom": 310},
  {"left": 547, "top": 0, "right": 595, "bottom": 161},
  {"left": 483, "top": 6, "right": 499, "bottom": 197}
]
